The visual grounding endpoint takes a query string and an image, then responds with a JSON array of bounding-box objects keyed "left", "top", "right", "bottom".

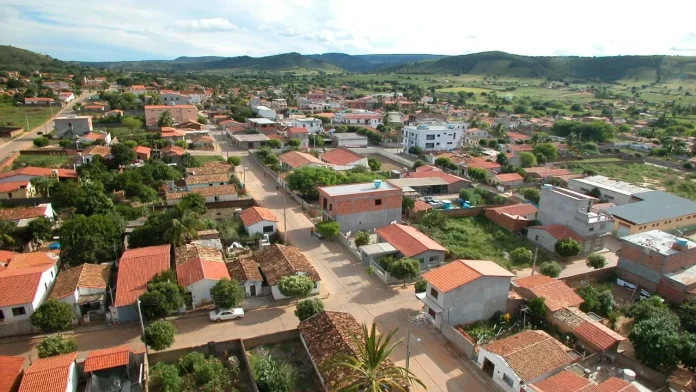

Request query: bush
[
  {"left": 367, "top": 157, "right": 381, "bottom": 172},
  {"left": 37, "top": 335, "right": 78, "bottom": 358},
  {"left": 509, "top": 247, "right": 533, "bottom": 266},
  {"left": 586, "top": 254, "right": 607, "bottom": 270},
  {"left": 555, "top": 238, "right": 582, "bottom": 258},
  {"left": 354, "top": 231, "right": 370, "bottom": 247},
  {"left": 316, "top": 220, "right": 339, "bottom": 238},
  {"left": 31, "top": 298, "right": 74, "bottom": 332},
  {"left": 149, "top": 362, "right": 182, "bottom": 392},
  {"left": 408, "top": 146, "right": 423, "bottom": 156},
  {"left": 278, "top": 275, "right": 315, "bottom": 299},
  {"left": 539, "top": 261, "right": 562, "bottom": 278},
  {"left": 210, "top": 279, "right": 245, "bottom": 309},
  {"left": 142, "top": 321, "right": 176, "bottom": 351},
  {"left": 680, "top": 297, "right": 696, "bottom": 333},
  {"left": 250, "top": 352, "right": 297, "bottom": 392},
  {"left": 388, "top": 258, "right": 420, "bottom": 280},
  {"left": 227, "top": 156, "right": 242, "bottom": 166},
  {"left": 414, "top": 279, "right": 427, "bottom": 293},
  {"left": 294, "top": 298, "right": 324, "bottom": 321},
  {"left": 33, "top": 136, "right": 49, "bottom": 148},
  {"left": 412, "top": 159, "right": 426, "bottom": 169},
  {"left": 520, "top": 187, "right": 540, "bottom": 203}
]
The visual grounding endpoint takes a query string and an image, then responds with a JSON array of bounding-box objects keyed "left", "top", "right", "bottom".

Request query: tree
[
  {"left": 514, "top": 105, "right": 528, "bottom": 114},
  {"left": 467, "top": 167, "right": 489, "bottom": 182},
  {"left": 532, "top": 143, "right": 559, "bottom": 161},
  {"left": 327, "top": 322, "right": 425, "bottom": 391},
  {"left": 196, "top": 114, "right": 209, "bottom": 124},
  {"left": 0, "top": 221, "right": 20, "bottom": 250},
  {"left": 60, "top": 213, "right": 125, "bottom": 267},
  {"left": 527, "top": 297, "right": 547, "bottom": 326},
  {"left": 33, "top": 136, "right": 49, "bottom": 148},
  {"left": 76, "top": 182, "right": 113, "bottom": 216},
  {"left": 414, "top": 279, "right": 427, "bottom": 293},
  {"left": 419, "top": 210, "right": 446, "bottom": 231},
  {"left": 140, "top": 290, "right": 169, "bottom": 320},
  {"left": 354, "top": 231, "right": 370, "bottom": 247},
  {"left": 250, "top": 351, "right": 297, "bottom": 392},
  {"left": 680, "top": 297, "right": 696, "bottom": 334},
  {"left": 626, "top": 295, "right": 672, "bottom": 323},
  {"left": 510, "top": 247, "right": 533, "bottom": 266},
  {"left": 681, "top": 333, "right": 696, "bottom": 370},
  {"left": 111, "top": 143, "right": 136, "bottom": 166},
  {"left": 143, "top": 320, "right": 176, "bottom": 351},
  {"left": 412, "top": 159, "right": 426, "bottom": 169},
  {"left": 157, "top": 111, "right": 173, "bottom": 127},
  {"left": 554, "top": 238, "right": 582, "bottom": 258},
  {"left": 496, "top": 153, "right": 508, "bottom": 166},
  {"left": 179, "top": 193, "right": 207, "bottom": 215},
  {"left": 37, "top": 335, "right": 78, "bottom": 358},
  {"left": 278, "top": 275, "right": 315, "bottom": 300},
  {"left": 148, "top": 362, "right": 183, "bottom": 392},
  {"left": 586, "top": 254, "right": 607, "bottom": 270},
  {"left": 588, "top": 187, "right": 602, "bottom": 198},
  {"left": 31, "top": 299, "right": 74, "bottom": 332},
  {"left": 210, "top": 279, "right": 245, "bottom": 309},
  {"left": 164, "top": 212, "right": 201, "bottom": 246},
  {"left": 30, "top": 176, "right": 57, "bottom": 198},
  {"left": 536, "top": 153, "right": 548, "bottom": 165},
  {"left": 265, "top": 138, "right": 282, "bottom": 149},
  {"left": 519, "top": 152, "right": 537, "bottom": 168},
  {"left": 434, "top": 157, "right": 457, "bottom": 170},
  {"left": 367, "top": 157, "right": 381, "bottom": 172},
  {"left": 629, "top": 314, "right": 682, "bottom": 370},
  {"left": 27, "top": 217, "right": 53, "bottom": 242},
  {"left": 520, "top": 187, "right": 540, "bottom": 203},
  {"left": 316, "top": 220, "right": 340, "bottom": 238},
  {"left": 287, "top": 138, "right": 301, "bottom": 148},
  {"left": 294, "top": 298, "right": 324, "bottom": 321},
  {"left": 227, "top": 155, "right": 241, "bottom": 166},
  {"left": 181, "top": 153, "right": 199, "bottom": 168},
  {"left": 122, "top": 116, "right": 143, "bottom": 133},
  {"left": 408, "top": 146, "right": 423, "bottom": 156},
  {"left": 388, "top": 258, "right": 420, "bottom": 280},
  {"left": 539, "top": 261, "right": 562, "bottom": 278}
]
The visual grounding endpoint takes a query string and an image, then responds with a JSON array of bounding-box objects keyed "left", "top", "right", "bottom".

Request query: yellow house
[
  {"left": 0, "top": 180, "right": 35, "bottom": 200},
  {"left": 605, "top": 191, "right": 696, "bottom": 237}
]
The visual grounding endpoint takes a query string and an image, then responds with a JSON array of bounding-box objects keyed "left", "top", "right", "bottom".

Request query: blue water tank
[
  {"left": 442, "top": 200, "right": 452, "bottom": 210},
  {"left": 463, "top": 201, "right": 471, "bottom": 209},
  {"left": 543, "top": 184, "right": 553, "bottom": 190},
  {"left": 373, "top": 179, "right": 382, "bottom": 188}
]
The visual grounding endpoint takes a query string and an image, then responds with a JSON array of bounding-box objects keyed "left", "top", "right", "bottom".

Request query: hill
[
  {"left": 0, "top": 45, "right": 72, "bottom": 72},
  {"left": 308, "top": 53, "right": 446, "bottom": 72},
  {"left": 389, "top": 51, "right": 696, "bottom": 82}
]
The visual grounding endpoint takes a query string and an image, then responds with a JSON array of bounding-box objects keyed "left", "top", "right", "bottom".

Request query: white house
[
  {"left": 292, "top": 117, "right": 323, "bottom": 134},
  {"left": 334, "top": 112, "right": 383, "bottom": 126},
  {"left": 176, "top": 242, "right": 230, "bottom": 308},
  {"left": 227, "top": 258, "right": 264, "bottom": 297},
  {"left": 161, "top": 92, "right": 191, "bottom": 105},
  {"left": 402, "top": 123, "right": 465, "bottom": 152},
  {"left": 463, "top": 128, "right": 491, "bottom": 145},
  {"left": 49, "top": 263, "right": 111, "bottom": 320},
  {"left": 255, "top": 244, "right": 321, "bottom": 300},
  {"left": 0, "top": 203, "right": 55, "bottom": 227},
  {"left": 253, "top": 105, "right": 277, "bottom": 120},
  {"left": 477, "top": 330, "right": 573, "bottom": 392},
  {"left": 240, "top": 206, "right": 278, "bottom": 236},
  {"left": 0, "top": 255, "right": 58, "bottom": 323},
  {"left": 165, "top": 184, "right": 238, "bottom": 206},
  {"left": 19, "top": 352, "right": 78, "bottom": 392}
]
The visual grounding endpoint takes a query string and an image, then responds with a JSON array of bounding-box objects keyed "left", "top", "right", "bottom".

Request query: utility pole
[
  {"left": 136, "top": 298, "right": 145, "bottom": 338},
  {"left": 25, "top": 114, "right": 30, "bottom": 131},
  {"left": 283, "top": 189, "right": 288, "bottom": 242},
  {"left": 406, "top": 321, "right": 413, "bottom": 369},
  {"left": 530, "top": 246, "right": 539, "bottom": 276}
]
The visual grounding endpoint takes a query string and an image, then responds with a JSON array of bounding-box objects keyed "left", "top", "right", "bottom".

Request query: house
[
  {"left": 252, "top": 105, "right": 277, "bottom": 119},
  {"left": 227, "top": 258, "right": 263, "bottom": 297},
  {"left": 299, "top": 311, "right": 401, "bottom": 391},
  {"left": 536, "top": 186, "right": 613, "bottom": 253},
  {"left": 132, "top": 145, "right": 151, "bottom": 161},
  {"left": 111, "top": 244, "right": 171, "bottom": 323},
  {"left": 334, "top": 112, "right": 383, "bottom": 126},
  {"left": 279, "top": 151, "right": 325, "bottom": 170},
  {"left": 246, "top": 118, "right": 277, "bottom": 134},
  {"left": 0, "top": 180, "right": 35, "bottom": 200},
  {"left": 605, "top": 191, "right": 696, "bottom": 237},
  {"left": 0, "top": 203, "right": 55, "bottom": 227},
  {"left": 551, "top": 306, "right": 625, "bottom": 353},
  {"left": 528, "top": 370, "right": 602, "bottom": 392},
  {"left": 160, "top": 145, "right": 186, "bottom": 161},
  {"left": 271, "top": 98, "right": 287, "bottom": 109},
  {"left": 373, "top": 223, "right": 446, "bottom": 268},
  {"left": 58, "top": 92, "right": 75, "bottom": 102},
  {"left": 568, "top": 176, "right": 652, "bottom": 206},
  {"left": 507, "top": 131, "right": 530, "bottom": 143},
  {"left": 512, "top": 275, "right": 583, "bottom": 313},
  {"left": 492, "top": 173, "right": 524, "bottom": 190},
  {"left": 477, "top": 330, "right": 574, "bottom": 392},
  {"left": 328, "top": 133, "right": 369, "bottom": 147},
  {"left": 144, "top": 105, "right": 198, "bottom": 128},
  {"left": 240, "top": 206, "right": 278, "bottom": 236},
  {"left": 255, "top": 244, "right": 320, "bottom": 300},
  {"left": 231, "top": 133, "right": 270, "bottom": 149},
  {"left": 0, "top": 258, "right": 58, "bottom": 324},
  {"left": 165, "top": 184, "right": 238, "bottom": 206},
  {"left": 24, "top": 97, "right": 55, "bottom": 105},
  {"left": 82, "top": 102, "right": 107, "bottom": 112},
  {"left": 129, "top": 85, "right": 148, "bottom": 95},
  {"left": 320, "top": 148, "right": 368, "bottom": 167},
  {"left": 161, "top": 92, "right": 190, "bottom": 105},
  {"left": 0, "top": 355, "right": 24, "bottom": 392},
  {"left": 462, "top": 157, "right": 502, "bottom": 174},
  {"left": 668, "top": 368, "right": 696, "bottom": 392},
  {"left": 54, "top": 116, "right": 93, "bottom": 137},
  {"left": 83, "top": 345, "right": 147, "bottom": 392},
  {"left": 418, "top": 259, "right": 514, "bottom": 328},
  {"left": 286, "top": 127, "right": 309, "bottom": 148},
  {"left": 292, "top": 118, "right": 323, "bottom": 134},
  {"left": 183, "top": 173, "right": 229, "bottom": 190},
  {"left": 527, "top": 225, "right": 585, "bottom": 254},
  {"left": 185, "top": 161, "right": 232, "bottom": 176},
  {"left": 77, "top": 131, "right": 112, "bottom": 147},
  {"left": 176, "top": 242, "right": 229, "bottom": 308},
  {"left": 463, "top": 128, "right": 491, "bottom": 145},
  {"left": 18, "top": 352, "right": 78, "bottom": 392},
  {"left": 402, "top": 123, "right": 464, "bottom": 152},
  {"left": 523, "top": 167, "right": 573, "bottom": 180},
  {"left": 403, "top": 165, "right": 471, "bottom": 193},
  {"left": 485, "top": 204, "right": 538, "bottom": 232},
  {"left": 159, "top": 127, "right": 186, "bottom": 141},
  {"left": 77, "top": 145, "right": 110, "bottom": 165},
  {"left": 318, "top": 181, "right": 402, "bottom": 233},
  {"left": 307, "top": 90, "right": 326, "bottom": 102},
  {"left": 0, "top": 167, "right": 77, "bottom": 184},
  {"left": 616, "top": 230, "right": 696, "bottom": 303},
  {"left": 49, "top": 263, "right": 111, "bottom": 320}
]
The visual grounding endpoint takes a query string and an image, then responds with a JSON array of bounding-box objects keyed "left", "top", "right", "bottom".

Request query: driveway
[{"left": 515, "top": 237, "right": 620, "bottom": 278}]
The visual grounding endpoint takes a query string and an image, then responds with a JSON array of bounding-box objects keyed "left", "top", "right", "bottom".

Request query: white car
[{"left": 209, "top": 308, "right": 245, "bottom": 322}]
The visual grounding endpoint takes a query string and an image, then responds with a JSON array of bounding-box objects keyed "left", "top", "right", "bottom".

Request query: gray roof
[
  {"left": 331, "top": 133, "right": 367, "bottom": 140},
  {"left": 606, "top": 191, "right": 696, "bottom": 224}
]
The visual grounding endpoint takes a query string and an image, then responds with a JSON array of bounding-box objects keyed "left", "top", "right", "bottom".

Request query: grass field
[
  {"left": 418, "top": 216, "right": 552, "bottom": 270},
  {"left": 0, "top": 103, "right": 54, "bottom": 131},
  {"left": 105, "top": 126, "right": 150, "bottom": 139},
  {"left": 11, "top": 154, "right": 72, "bottom": 169},
  {"left": 194, "top": 155, "right": 225, "bottom": 165}
]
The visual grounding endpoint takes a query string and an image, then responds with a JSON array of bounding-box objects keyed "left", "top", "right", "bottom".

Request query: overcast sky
[{"left": 2, "top": 0, "right": 696, "bottom": 61}]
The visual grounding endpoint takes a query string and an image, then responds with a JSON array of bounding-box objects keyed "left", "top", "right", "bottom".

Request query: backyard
[
  {"left": 0, "top": 101, "right": 55, "bottom": 131},
  {"left": 418, "top": 215, "right": 552, "bottom": 270},
  {"left": 247, "top": 341, "right": 321, "bottom": 392},
  {"left": 11, "top": 154, "right": 72, "bottom": 169}
]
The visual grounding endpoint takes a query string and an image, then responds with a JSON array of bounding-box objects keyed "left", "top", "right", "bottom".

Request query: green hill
[
  {"left": 0, "top": 45, "right": 72, "bottom": 72},
  {"left": 389, "top": 51, "right": 696, "bottom": 82}
]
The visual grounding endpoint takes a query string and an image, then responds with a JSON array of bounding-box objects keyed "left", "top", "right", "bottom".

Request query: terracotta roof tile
[
  {"left": 404, "top": 166, "right": 467, "bottom": 185},
  {"left": 0, "top": 181, "right": 29, "bottom": 193},
  {"left": 240, "top": 206, "right": 278, "bottom": 227},
  {"left": 255, "top": 244, "right": 319, "bottom": 286},
  {"left": 530, "top": 370, "right": 601, "bottom": 392},
  {"left": 18, "top": 352, "right": 76, "bottom": 392},
  {"left": 165, "top": 184, "right": 237, "bottom": 200},
  {"left": 0, "top": 250, "right": 16, "bottom": 265},
  {"left": 532, "top": 224, "right": 584, "bottom": 243},
  {"left": 508, "top": 132, "right": 530, "bottom": 140},
  {"left": 50, "top": 263, "right": 111, "bottom": 300},
  {"left": 422, "top": 259, "right": 513, "bottom": 292},
  {"left": 574, "top": 321, "right": 625, "bottom": 351},
  {"left": 279, "top": 151, "right": 324, "bottom": 169},
  {"left": 113, "top": 245, "right": 170, "bottom": 307},
  {"left": 484, "top": 330, "right": 573, "bottom": 382},
  {"left": 376, "top": 223, "right": 446, "bottom": 258},
  {"left": 83, "top": 345, "right": 132, "bottom": 372},
  {"left": 486, "top": 203, "right": 538, "bottom": 217},
  {"left": 668, "top": 369, "right": 696, "bottom": 392},
  {"left": 495, "top": 173, "right": 524, "bottom": 183},
  {"left": 0, "top": 355, "right": 25, "bottom": 392},
  {"left": 321, "top": 148, "right": 364, "bottom": 166},
  {"left": 186, "top": 162, "right": 232, "bottom": 176},
  {"left": 7, "top": 251, "right": 59, "bottom": 269},
  {"left": 513, "top": 276, "right": 584, "bottom": 312},
  {"left": 599, "top": 378, "right": 640, "bottom": 392},
  {"left": 227, "top": 258, "right": 263, "bottom": 282},
  {"left": 133, "top": 146, "right": 151, "bottom": 155},
  {"left": 145, "top": 105, "right": 196, "bottom": 109},
  {"left": 161, "top": 145, "right": 185, "bottom": 155},
  {"left": 0, "top": 205, "right": 48, "bottom": 221},
  {"left": 0, "top": 167, "right": 77, "bottom": 180},
  {"left": 185, "top": 173, "right": 229, "bottom": 185},
  {"left": 83, "top": 145, "right": 111, "bottom": 157},
  {"left": 465, "top": 157, "right": 502, "bottom": 170},
  {"left": 0, "top": 264, "right": 54, "bottom": 307},
  {"left": 413, "top": 200, "right": 433, "bottom": 212},
  {"left": 288, "top": 127, "right": 309, "bottom": 135}
]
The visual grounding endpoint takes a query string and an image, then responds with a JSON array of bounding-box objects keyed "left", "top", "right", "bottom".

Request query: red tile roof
[
  {"left": 508, "top": 132, "right": 530, "bottom": 141},
  {"left": 133, "top": 146, "right": 151, "bottom": 155},
  {"left": 532, "top": 224, "right": 584, "bottom": 243},
  {"left": 84, "top": 345, "right": 135, "bottom": 372},
  {"left": 50, "top": 263, "right": 110, "bottom": 300},
  {"left": 280, "top": 151, "right": 324, "bottom": 169},
  {"left": 82, "top": 132, "right": 106, "bottom": 140},
  {"left": 405, "top": 166, "right": 467, "bottom": 185},
  {"left": 0, "top": 181, "right": 29, "bottom": 193},
  {"left": 422, "top": 259, "right": 513, "bottom": 292},
  {"left": 0, "top": 264, "right": 54, "bottom": 307},
  {"left": 18, "top": 352, "right": 76, "bottom": 392},
  {"left": 0, "top": 205, "right": 48, "bottom": 221},
  {"left": 288, "top": 127, "right": 309, "bottom": 135},
  {"left": 413, "top": 200, "right": 433, "bottom": 212},
  {"left": 495, "top": 173, "right": 524, "bottom": 183},
  {"left": 486, "top": 203, "right": 538, "bottom": 217},
  {"left": 574, "top": 321, "right": 625, "bottom": 351},
  {"left": 240, "top": 206, "right": 278, "bottom": 227},
  {"left": 376, "top": 223, "right": 446, "bottom": 258},
  {"left": 0, "top": 250, "right": 16, "bottom": 265},
  {"left": 510, "top": 144, "right": 534, "bottom": 152},
  {"left": 513, "top": 275, "right": 584, "bottom": 312},
  {"left": 599, "top": 378, "right": 640, "bottom": 392},
  {"left": 161, "top": 145, "right": 185, "bottom": 156},
  {"left": 145, "top": 105, "right": 196, "bottom": 109},
  {"left": 321, "top": 148, "right": 364, "bottom": 166},
  {"left": 530, "top": 370, "right": 601, "bottom": 392},
  {"left": 0, "top": 355, "right": 25, "bottom": 392},
  {"left": 0, "top": 167, "right": 77, "bottom": 180},
  {"left": 255, "top": 244, "right": 320, "bottom": 285},
  {"left": 113, "top": 245, "right": 170, "bottom": 307},
  {"left": 465, "top": 157, "right": 501, "bottom": 170},
  {"left": 7, "top": 251, "right": 59, "bottom": 269},
  {"left": 227, "top": 258, "right": 263, "bottom": 282},
  {"left": 177, "top": 258, "right": 230, "bottom": 288}
]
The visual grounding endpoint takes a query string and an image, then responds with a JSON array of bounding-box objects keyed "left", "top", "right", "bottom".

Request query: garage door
[{"left": 616, "top": 224, "right": 630, "bottom": 238}]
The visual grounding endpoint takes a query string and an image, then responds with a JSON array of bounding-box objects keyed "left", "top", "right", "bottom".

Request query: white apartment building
[
  {"left": 253, "top": 105, "right": 277, "bottom": 120},
  {"left": 292, "top": 117, "right": 323, "bottom": 134},
  {"left": 161, "top": 92, "right": 191, "bottom": 105},
  {"left": 334, "top": 112, "right": 383, "bottom": 126},
  {"left": 402, "top": 124, "right": 464, "bottom": 152}
]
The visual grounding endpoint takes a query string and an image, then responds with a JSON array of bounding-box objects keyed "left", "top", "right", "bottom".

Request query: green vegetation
[
  {"left": 37, "top": 335, "right": 78, "bottom": 358},
  {"left": 143, "top": 320, "right": 177, "bottom": 351},
  {"left": 316, "top": 220, "right": 340, "bottom": 238},
  {"left": 30, "top": 299, "right": 74, "bottom": 332},
  {"left": 554, "top": 238, "right": 582, "bottom": 258},
  {"left": 294, "top": 298, "right": 325, "bottom": 322},
  {"left": 539, "top": 261, "right": 562, "bottom": 277},
  {"left": 11, "top": 154, "right": 72, "bottom": 169},
  {"left": 210, "top": 279, "right": 245, "bottom": 309},
  {"left": 278, "top": 275, "right": 315, "bottom": 300},
  {"left": 576, "top": 285, "right": 614, "bottom": 316},
  {"left": 59, "top": 213, "right": 125, "bottom": 267},
  {"left": 249, "top": 349, "right": 298, "bottom": 392}
]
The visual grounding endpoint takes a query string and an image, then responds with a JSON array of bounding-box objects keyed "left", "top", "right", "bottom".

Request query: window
[
  {"left": 502, "top": 373, "right": 514, "bottom": 387},
  {"left": 0, "top": 310, "right": 3, "bottom": 320},
  {"left": 429, "top": 256, "right": 438, "bottom": 262},
  {"left": 50, "top": 270, "right": 53, "bottom": 278},
  {"left": 426, "top": 143, "right": 434, "bottom": 148},
  {"left": 426, "top": 135, "right": 435, "bottom": 140},
  {"left": 262, "top": 225, "right": 274, "bottom": 233},
  {"left": 329, "top": 204, "right": 333, "bottom": 211},
  {"left": 589, "top": 227, "right": 595, "bottom": 232},
  {"left": 430, "top": 287, "right": 439, "bottom": 299},
  {"left": 419, "top": 258, "right": 424, "bottom": 264},
  {"left": 375, "top": 199, "right": 382, "bottom": 206},
  {"left": 214, "top": 196, "right": 220, "bottom": 202},
  {"left": 428, "top": 308, "right": 437, "bottom": 319},
  {"left": 12, "top": 307, "right": 26, "bottom": 316},
  {"left": 535, "top": 235, "right": 539, "bottom": 241},
  {"left": 7, "top": 193, "right": 11, "bottom": 199}
]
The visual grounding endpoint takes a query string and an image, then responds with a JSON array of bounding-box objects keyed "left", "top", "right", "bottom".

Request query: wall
[
  {"left": 441, "top": 323, "right": 476, "bottom": 359},
  {"left": 115, "top": 304, "right": 139, "bottom": 323},
  {"left": 412, "top": 249, "right": 447, "bottom": 269},
  {"left": 442, "top": 276, "right": 512, "bottom": 327},
  {"left": 247, "top": 220, "right": 278, "bottom": 236},
  {"left": 334, "top": 209, "right": 401, "bottom": 233},
  {"left": 0, "top": 319, "right": 34, "bottom": 338},
  {"left": 349, "top": 147, "right": 416, "bottom": 167},
  {"left": 0, "top": 152, "right": 20, "bottom": 170},
  {"left": 484, "top": 209, "right": 532, "bottom": 232},
  {"left": 188, "top": 279, "right": 218, "bottom": 308},
  {"left": 477, "top": 350, "right": 521, "bottom": 392},
  {"left": 527, "top": 227, "right": 559, "bottom": 253},
  {"left": 612, "top": 214, "right": 696, "bottom": 237},
  {"left": 568, "top": 179, "right": 634, "bottom": 206},
  {"left": 67, "top": 362, "right": 78, "bottom": 392}
]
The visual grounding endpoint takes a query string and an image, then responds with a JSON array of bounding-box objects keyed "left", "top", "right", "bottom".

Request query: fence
[
  {"left": 0, "top": 152, "right": 20, "bottom": 170},
  {"left": 335, "top": 232, "right": 362, "bottom": 262},
  {"left": 441, "top": 324, "right": 476, "bottom": 359},
  {"left": 0, "top": 320, "right": 36, "bottom": 338},
  {"left": 576, "top": 352, "right": 668, "bottom": 388}
]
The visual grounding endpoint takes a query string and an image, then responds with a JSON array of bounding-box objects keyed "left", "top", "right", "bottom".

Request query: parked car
[
  {"left": 422, "top": 196, "right": 435, "bottom": 203},
  {"left": 209, "top": 308, "right": 244, "bottom": 322}
]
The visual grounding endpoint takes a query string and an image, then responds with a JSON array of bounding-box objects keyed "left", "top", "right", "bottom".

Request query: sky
[{"left": 1, "top": 0, "right": 696, "bottom": 62}]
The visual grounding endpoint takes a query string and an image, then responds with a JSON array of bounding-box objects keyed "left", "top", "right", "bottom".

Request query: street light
[{"left": 406, "top": 313, "right": 433, "bottom": 369}]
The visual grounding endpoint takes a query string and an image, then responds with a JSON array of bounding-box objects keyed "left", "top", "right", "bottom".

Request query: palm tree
[
  {"left": 164, "top": 211, "right": 200, "bottom": 246},
  {"left": 327, "top": 322, "right": 426, "bottom": 392}
]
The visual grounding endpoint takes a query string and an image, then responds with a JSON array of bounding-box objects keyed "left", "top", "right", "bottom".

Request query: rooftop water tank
[
  {"left": 622, "top": 369, "right": 636, "bottom": 382},
  {"left": 417, "top": 125, "right": 429, "bottom": 130},
  {"left": 448, "top": 124, "right": 455, "bottom": 129},
  {"left": 543, "top": 184, "right": 553, "bottom": 190},
  {"left": 677, "top": 239, "right": 689, "bottom": 246},
  {"left": 442, "top": 200, "right": 452, "bottom": 210},
  {"left": 373, "top": 179, "right": 382, "bottom": 189}
]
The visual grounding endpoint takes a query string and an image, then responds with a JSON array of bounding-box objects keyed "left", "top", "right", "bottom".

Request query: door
[
  {"left": 616, "top": 224, "right": 630, "bottom": 238},
  {"left": 250, "top": 285, "right": 256, "bottom": 296},
  {"left": 482, "top": 358, "right": 495, "bottom": 378}
]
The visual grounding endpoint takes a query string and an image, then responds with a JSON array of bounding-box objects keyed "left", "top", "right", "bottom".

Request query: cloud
[{"left": 173, "top": 18, "right": 240, "bottom": 32}]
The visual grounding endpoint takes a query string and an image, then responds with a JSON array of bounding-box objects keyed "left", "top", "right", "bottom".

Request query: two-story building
[
  {"left": 161, "top": 92, "right": 191, "bottom": 105},
  {"left": 605, "top": 191, "right": 696, "bottom": 237},
  {"left": 418, "top": 259, "right": 514, "bottom": 329},
  {"left": 253, "top": 105, "right": 277, "bottom": 120},
  {"left": 334, "top": 112, "right": 383, "bottom": 126},
  {"left": 292, "top": 117, "right": 323, "bottom": 134},
  {"left": 144, "top": 105, "right": 198, "bottom": 128},
  {"left": 568, "top": 176, "right": 652, "bottom": 206},
  {"left": 463, "top": 128, "right": 491, "bottom": 145},
  {"left": 246, "top": 118, "right": 278, "bottom": 134},
  {"left": 318, "top": 180, "right": 402, "bottom": 233},
  {"left": 54, "top": 115, "right": 93, "bottom": 138},
  {"left": 402, "top": 124, "right": 464, "bottom": 153}
]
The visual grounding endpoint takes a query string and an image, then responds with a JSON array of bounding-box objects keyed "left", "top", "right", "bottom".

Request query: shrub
[
  {"left": 31, "top": 298, "right": 74, "bottom": 332},
  {"left": 539, "top": 261, "right": 562, "bottom": 278},
  {"left": 408, "top": 146, "right": 423, "bottom": 156},
  {"left": 149, "top": 362, "right": 182, "bottom": 392},
  {"left": 33, "top": 136, "right": 49, "bottom": 148},
  {"left": 142, "top": 321, "right": 176, "bottom": 351},
  {"left": 586, "top": 253, "right": 607, "bottom": 270},
  {"left": 210, "top": 278, "right": 245, "bottom": 309},
  {"left": 227, "top": 156, "right": 241, "bottom": 166},
  {"left": 294, "top": 298, "right": 324, "bottom": 321},
  {"left": 278, "top": 275, "right": 315, "bottom": 299},
  {"left": 414, "top": 279, "right": 427, "bottom": 293},
  {"left": 37, "top": 335, "right": 77, "bottom": 358},
  {"left": 412, "top": 159, "right": 426, "bottom": 169},
  {"left": 388, "top": 258, "right": 420, "bottom": 280},
  {"left": 250, "top": 352, "right": 296, "bottom": 392},
  {"left": 316, "top": 220, "right": 339, "bottom": 238},
  {"left": 354, "top": 231, "right": 370, "bottom": 247},
  {"left": 555, "top": 238, "right": 582, "bottom": 258},
  {"left": 509, "top": 247, "right": 533, "bottom": 266}
]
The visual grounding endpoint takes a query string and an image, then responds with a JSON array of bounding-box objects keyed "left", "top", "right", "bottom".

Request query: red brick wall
[
  {"left": 320, "top": 188, "right": 402, "bottom": 217},
  {"left": 620, "top": 242, "right": 696, "bottom": 274},
  {"left": 658, "top": 278, "right": 686, "bottom": 303},
  {"left": 616, "top": 268, "right": 658, "bottom": 293},
  {"left": 484, "top": 209, "right": 530, "bottom": 232}
]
